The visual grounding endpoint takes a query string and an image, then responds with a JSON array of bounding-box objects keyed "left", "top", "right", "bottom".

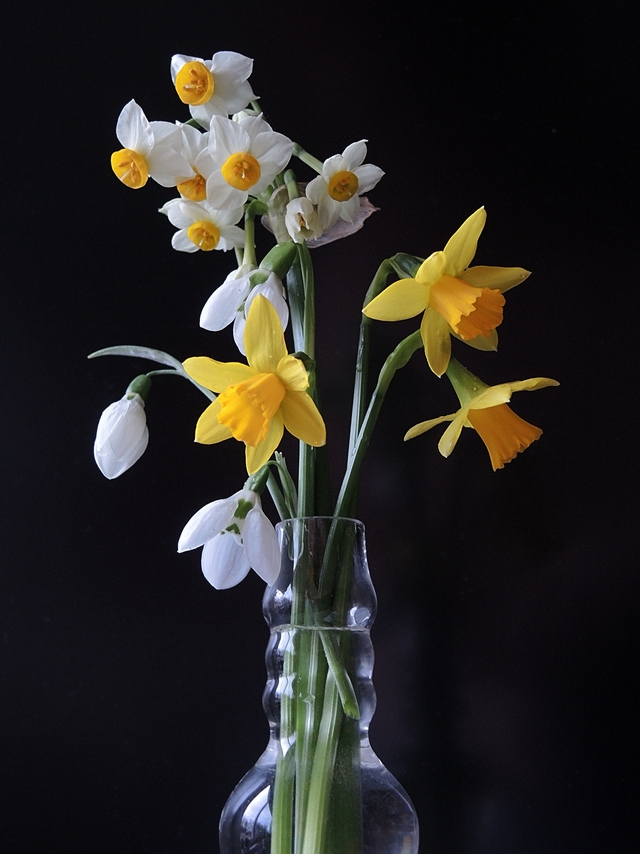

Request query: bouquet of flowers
[{"left": 92, "top": 49, "right": 558, "bottom": 854}]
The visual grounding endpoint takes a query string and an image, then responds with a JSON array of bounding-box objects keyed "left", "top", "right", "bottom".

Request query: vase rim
[{"left": 275, "top": 515, "right": 364, "bottom": 530}]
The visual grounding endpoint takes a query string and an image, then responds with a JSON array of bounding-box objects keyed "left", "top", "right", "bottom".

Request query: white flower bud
[{"left": 93, "top": 394, "right": 149, "bottom": 479}]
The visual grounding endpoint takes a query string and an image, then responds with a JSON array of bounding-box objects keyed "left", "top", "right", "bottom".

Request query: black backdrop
[{"left": 3, "top": 3, "right": 638, "bottom": 852}]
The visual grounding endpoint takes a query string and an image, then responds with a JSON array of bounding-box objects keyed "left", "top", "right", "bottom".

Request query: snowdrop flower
[
  {"left": 160, "top": 199, "right": 245, "bottom": 253},
  {"left": 110, "top": 100, "right": 191, "bottom": 189},
  {"left": 94, "top": 384, "right": 150, "bottom": 479},
  {"left": 285, "top": 197, "right": 324, "bottom": 243},
  {"left": 177, "top": 489, "right": 279, "bottom": 588},
  {"left": 200, "top": 267, "right": 289, "bottom": 355},
  {"left": 306, "top": 140, "right": 384, "bottom": 230},
  {"left": 171, "top": 51, "right": 256, "bottom": 128},
  {"left": 206, "top": 115, "right": 293, "bottom": 208}
]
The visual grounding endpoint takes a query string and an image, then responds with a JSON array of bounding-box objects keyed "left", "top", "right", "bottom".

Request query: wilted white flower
[
  {"left": 285, "top": 197, "right": 324, "bottom": 243},
  {"left": 177, "top": 489, "right": 279, "bottom": 588},
  {"left": 94, "top": 393, "right": 149, "bottom": 479}
]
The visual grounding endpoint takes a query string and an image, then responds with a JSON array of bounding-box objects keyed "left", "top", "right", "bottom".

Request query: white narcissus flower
[
  {"left": 285, "top": 197, "right": 324, "bottom": 243},
  {"left": 177, "top": 489, "right": 279, "bottom": 589},
  {"left": 160, "top": 199, "right": 245, "bottom": 253},
  {"left": 94, "top": 393, "right": 149, "bottom": 479},
  {"left": 171, "top": 51, "right": 256, "bottom": 128},
  {"left": 206, "top": 115, "right": 293, "bottom": 208},
  {"left": 200, "top": 267, "right": 289, "bottom": 355},
  {"left": 306, "top": 140, "right": 384, "bottom": 229},
  {"left": 110, "top": 100, "right": 192, "bottom": 189}
]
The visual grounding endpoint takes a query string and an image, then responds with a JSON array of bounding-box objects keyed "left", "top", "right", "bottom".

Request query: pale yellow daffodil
[
  {"left": 183, "top": 296, "right": 326, "bottom": 473},
  {"left": 405, "top": 359, "right": 558, "bottom": 470},
  {"left": 363, "top": 208, "right": 530, "bottom": 376}
]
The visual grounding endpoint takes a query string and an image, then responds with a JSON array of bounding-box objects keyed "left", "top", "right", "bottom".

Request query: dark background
[{"left": 3, "top": 2, "right": 638, "bottom": 852}]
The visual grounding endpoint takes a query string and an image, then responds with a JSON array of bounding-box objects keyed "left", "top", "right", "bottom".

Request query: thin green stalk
[
  {"left": 292, "top": 143, "right": 323, "bottom": 174},
  {"left": 349, "top": 258, "right": 398, "bottom": 456},
  {"left": 242, "top": 209, "right": 257, "bottom": 267},
  {"left": 337, "top": 330, "right": 423, "bottom": 520}
]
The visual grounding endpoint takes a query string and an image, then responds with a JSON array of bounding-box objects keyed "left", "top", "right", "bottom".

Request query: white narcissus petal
[
  {"left": 162, "top": 199, "right": 198, "bottom": 229},
  {"left": 116, "top": 100, "right": 154, "bottom": 154},
  {"left": 242, "top": 503, "right": 280, "bottom": 584},
  {"left": 171, "top": 230, "right": 199, "bottom": 252},
  {"left": 216, "top": 225, "right": 245, "bottom": 252},
  {"left": 147, "top": 147, "right": 193, "bottom": 187},
  {"left": 94, "top": 394, "right": 149, "bottom": 479},
  {"left": 201, "top": 533, "right": 251, "bottom": 589},
  {"left": 321, "top": 153, "right": 346, "bottom": 181},
  {"left": 341, "top": 139, "right": 368, "bottom": 170},
  {"left": 353, "top": 163, "right": 385, "bottom": 194},
  {"left": 208, "top": 116, "right": 250, "bottom": 161},
  {"left": 171, "top": 54, "right": 199, "bottom": 83},
  {"left": 177, "top": 496, "right": 237, "bottom": 552},
  {"left": 305, "top": 175, "right": 327, "bottom": 206},
  {"left": 338, "top": 195, "right": 361, "bottom": 223}
]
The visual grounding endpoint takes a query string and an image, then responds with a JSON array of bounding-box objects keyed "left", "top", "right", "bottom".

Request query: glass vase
[{"left": 219, "top": 516, "right": 419, "bottom": 854}]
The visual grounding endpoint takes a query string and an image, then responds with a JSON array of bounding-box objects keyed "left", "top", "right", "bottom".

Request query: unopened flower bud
[{"left": 94, "top": 385, "right": 150, "bottom": 479}]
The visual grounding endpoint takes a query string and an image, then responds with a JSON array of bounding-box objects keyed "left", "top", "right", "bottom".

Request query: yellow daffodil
[
  {"left": 183, "top": 296, "right": 326, "bottom": 473},
  {"left": 405, "top": 359, "right": 558, "bottom": 470},
  {"left": 363, "top": 208, "right": 530, "bottom": 376}
]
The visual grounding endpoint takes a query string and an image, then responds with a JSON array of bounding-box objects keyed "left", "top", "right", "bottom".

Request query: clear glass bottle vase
[{"left": 219, "top": 517, "right": 419, "bottom": 854}]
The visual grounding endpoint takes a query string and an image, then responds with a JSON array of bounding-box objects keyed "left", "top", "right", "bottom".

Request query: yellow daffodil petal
[
  {"left": 442, "top": 207, "right": 486, "bottom": 276},
  {"left": 414, "top": 251, "right": 447, "bottom": 286},
  {"left": 217, "top": 373, "right": 286, "bottom": 446},
  {"left": 404, "top": 413, "right": 457, "bottom": 441},
  {"left": 244, "top": 296, "right": 288, "bottom": 373},
  {"left": 183, "top": 357, "right": 255, "bottom": 392},
  {"left": 470, "top": 385, "right": 516, "bottom": 410},
  {"left": 363, "top": 278, "right": 428, "bottom": 321},
  {"left": 276, "top": 355, "right": 309, "bottom": 392},
  {"left": 280, "top": 390, "right": 326, "bottom": 447},
  {"left": 507, "top": 377, "right": 560, "bottom": 393},
  {"left": 421, "top": 306, "right": 452, "bottom": 377},
  {"left": 245, "top": 413, "right": 284, "bottom": 474},
  {"left": 461, "top": 265, "right": 530, "bottom": 293},
  {"left": 471, "top": 377, "right": 559, "bottom": 411},
  {"left": 438, "top": 411, "right": 469, "bottom": 458},
  {"left": 467, "top": 404, "right": 542, "bottom": 470},
  {"left": 194, "top": 398, "right": 234, "bottom": 444}
]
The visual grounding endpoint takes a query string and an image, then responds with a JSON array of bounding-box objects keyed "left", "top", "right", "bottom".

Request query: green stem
[
  {"left": 292, "top": 143, "right": 323, "bottom": 174},
  {"left": 242, "top": 209, "right": 257, "bottom": 267},
  {"left": 337, "top": 330, "right": 423, "bottom": 519}
]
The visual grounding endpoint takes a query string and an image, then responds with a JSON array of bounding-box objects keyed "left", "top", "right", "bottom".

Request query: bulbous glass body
[{"left": 219, "top": 517, "right": 419, "bottom": 854}]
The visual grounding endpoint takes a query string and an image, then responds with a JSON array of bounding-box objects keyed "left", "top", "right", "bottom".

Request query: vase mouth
[{"left": 275, "top": 515, "right": 364, "bottom": 532}]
